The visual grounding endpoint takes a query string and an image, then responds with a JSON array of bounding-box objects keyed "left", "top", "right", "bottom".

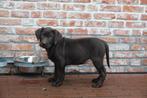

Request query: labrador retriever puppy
[{"left": 35, "top": 27, "right": 110, "bottom": 88}]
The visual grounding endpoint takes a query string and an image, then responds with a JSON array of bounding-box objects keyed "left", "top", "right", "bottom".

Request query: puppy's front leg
[{"left": 52, "top": 62, "right": 65, "bottom": 87}]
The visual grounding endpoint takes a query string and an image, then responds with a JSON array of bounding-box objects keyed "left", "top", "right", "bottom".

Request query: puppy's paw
[{"left": 92, "top": 82, "right": 103, "bottom": 88}]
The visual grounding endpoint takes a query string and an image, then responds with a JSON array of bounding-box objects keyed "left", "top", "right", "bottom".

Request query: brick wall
[{"left": 0, "top": 0, "right": 147, "bottom": 73}]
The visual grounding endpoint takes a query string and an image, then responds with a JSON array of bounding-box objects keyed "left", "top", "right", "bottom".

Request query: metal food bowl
[
  {"left": 14, "top": 56, "right": 49, "bottom": 73},
  {"left": 0, "top": 58, "right": 7, "bottom": 67}
]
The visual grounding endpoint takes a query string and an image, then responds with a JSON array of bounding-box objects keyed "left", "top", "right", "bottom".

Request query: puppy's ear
[
  {"left": 35, "top": 27, "right": 44, "bottom": 40},
  {"left": 53, "top": 29, "right": 62, "bottom": 45}
]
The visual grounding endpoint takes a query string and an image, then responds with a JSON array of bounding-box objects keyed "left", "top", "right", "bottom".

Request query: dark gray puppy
[{"left": 35, "top": 27, "right": 110, "bottom": 88}]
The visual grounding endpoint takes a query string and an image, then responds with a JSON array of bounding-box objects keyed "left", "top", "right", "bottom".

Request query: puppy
[{"left": 35, "top": 27, "right": 110, "bottom": 88}]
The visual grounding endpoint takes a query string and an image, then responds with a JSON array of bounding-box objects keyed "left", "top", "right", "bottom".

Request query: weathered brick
[
  {"left": 110, "top": 59, "right": 129, "bottom": 65},
  {"left": 16, "top": 2, "right": 35, "bottom": 10},
  {"left": 17, "top": 36, "right": 37, "bottom": 43},
  {"left": 84, "top": 21, "right": 106, "bottom": 27},
  {"left": 60, "top": 20, "right": 83, "bottom": 27},
  {"left": 117, "top": 0, "right": 138, "bottom": 4},
  {"left": 94, "top": 13, "right": 115, "bottom": 20},
  {"left": 130, "top": 59, "right": 141, "bottom": 66},
  {"left": 101, "top": 0, "right": 116, "bottom": 4},
  {"left": 141, "top": 37, "right": 147, "bottom": 43},
  {"left": 0, "top": 10, "right": 9, "bottom": 17},
  {"left": 142, "top": 59, "right": 147, "bottom": 65},
  {"left": 0, "top": 35, "right": 18, "bottom": 42},
  {"left": 113, "top": 30, "right": 130, "bottom": 36},
  {"left": 37, "top": 19, "right": 59, "bottom": 26},
  {"left": 141, "top": 14, "right": 147, "bottom": 20},
  {"left": 108, "top": 21, "right": 124, "bottom": 28},
  {"left": 143, "top": 30, "right": 147, "bottom": 36},
  {"left": 43, "top": 11, "right": 66, "bottom": 19},
  {"left": 127, "top": 67, "right": 144, "bottom": 72},
  {"left": 37, "top": 2, "right": 61, "bottom": 10},
  {"left": 0, "top": 27, "right": 14, "bottom": 34},
  {"left": 101, "top": 37, "right": 118, "bottom": 43},
  {"left": 126, "top": 22, "right": 145, "bottom": 28},
  {"left": 123, "top": 6, "right": 144, "bottom": 12},
  {"left": 72, "top": 0, "right": 91, "bottom": 3},
  {"left": 11, "top": 11, "right": 29, "bottom": 18},
  {"left": 0, "top": 19, "right": 21, "bottom": 25},
  {"left": 0, "top": 43, "right": 11, "bottom": 50},
  {"left": 131, "top": 44, "right": 143, "bottom": 50},
  {"left": 88, "top": 29, "right": 111, "bottom": 35},
  {"left": 63, "top": 4, "right": 85, "bottom": 11},
  {"left": 119, "top": 37, "right": 136, "bottom": 43},
  {"left": 22, "top": 19, "right": 35, "bottom": 26},
  {"left": 140, "top": 0, "right": 147, "bottom": 4},
  {"left": 1, "top": 1, "right": 15, "bottom": 9},
  {"left": 109, "top": 44, "right": 130, "bottom": 50},
  {"left": 113, "top": 51, "right": 133, "bottom": 58},
  {"left": 12, "top": 44, "right": 33, "bottom": 51},
  {"left": 31, "top": 11, "right": 41, "bottom": 18},
  {"left": 67, "top": 12, "right": 91, "bottom": 19},
  {"left": 132, "top": 30, "right": 142, "bottom": 36},
  {"left": 117, "top": 14, "right": 139, "bottom": 20},
  {"left": 67, "top": 28, "right": 88, "bottom": 34},
  {"left": 15, "top": 27, "right": 37, "bottom": 35},
  {"left": 100, "top": 5, "right": 121, "bottom": 12},
  {"left": 86, "top": 5, "right": 98, "bottom": 11}
]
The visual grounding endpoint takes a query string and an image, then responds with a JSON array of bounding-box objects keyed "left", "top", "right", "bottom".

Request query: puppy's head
[{"left": 35, "top": 27, "right": 62, "bottom": 49}]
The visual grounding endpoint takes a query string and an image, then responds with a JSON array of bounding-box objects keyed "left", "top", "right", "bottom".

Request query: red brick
[
  {"left": 15, "top": 27, "right": 37, "bottom": 35},
  {"left": 108, "top": 21, "right": 124, "bottom": 28},
  {"left": 43, "top": 11, "right": 66, "bottom": 19},
  {"left": 68, "top": 12, "right": 91, "bottom": 19},
  {"left": 140, "top": 0, "right": 147, "bottom": 4},
  {"left": 16, "top": 2, "right": 35, "bottom": 10},
  {"left": 0, "top": 43, "right": 11, "bottom": 50},
  {"left": 72, "top": 0, "right": 91, "bottom": 3},
  {"left": 37, "top": 19, "right": 58, "bottom": 26},
  {"left": 131, "top": 44, "right": 142, "bottom": 50},
  {"left": 12, "top": 44, "right": 33, "bottom": 51},
  {"left": 117, "top": 14, "right": 139, "bottom": 20},
  {"left": 100, "top": 5, "right": 121, "bottom": 12},
  {"left": 101, "top": 37, "right": 118, "bottom": 43},
  {"left": 37, "top": 2, "right": 61, "bottom": 10},
  {"left": 141, "top": 14, "right": 147, "bottom": 20},
  {"left": 31, "top": 11, "right": 41, "bottom": 18},
  {"left": 60, "top": 20, "right": 83, "bottom": 27},
  {"left": 0, "top": 19, "right": 21, "bottom": 25},
  {"left": 11, "top": 11, "right": 29, "bottom": 18},
  {"left": 85, "top": 21, "right": 106, "bottom": 27},
  {"left": 123, "top": 6, "right": 144, "bottom": 12},
  {"left": 0, "top": 10, "right": 9, "bottom": 17},
  {"left": 67, "top": 28, "right": 88, "bottom": 34},
  {"left": 17, "top": 36, "right": 37, "bottom": 43},
  {"left": 142, "top": 59, "right": 147, "bottom": 65},
  {"left": 113, "top": 30, "right": 130, "bottom": 36},
  {"left": 117, "top": 0, "right": 138, "bottom": 4},
  {"left": 94, "top": 13, "right": 115, "bottom": 20},
  {"left": 143, "top": 31, "right": 147, "bottom": 36},
  {"left": 126, "top": 22, "right": 145, "bottom": 28},
  {"left": 64, "top": 4, "right": 85, "bottom": 11}
]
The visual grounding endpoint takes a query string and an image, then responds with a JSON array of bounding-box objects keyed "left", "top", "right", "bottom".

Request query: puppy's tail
[{"left": 105, "top": 43, "right": 110, "bottom": 68}]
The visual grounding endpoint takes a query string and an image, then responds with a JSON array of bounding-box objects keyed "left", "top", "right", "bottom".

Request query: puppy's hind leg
[{"left": 91, "top": 57, "right": 106, "bottom": 88}]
